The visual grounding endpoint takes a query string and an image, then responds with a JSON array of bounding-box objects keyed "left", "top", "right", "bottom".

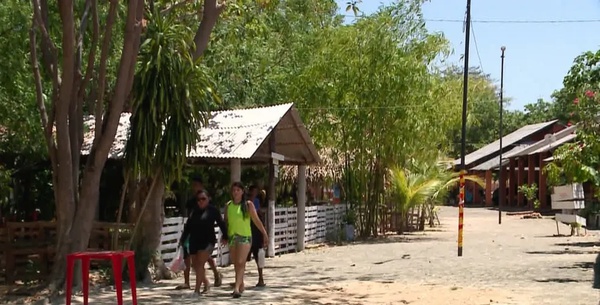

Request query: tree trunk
[
  {"left": 418, "top": 204, "right": 426, "bottom": 231},
  {"left": 131, "top": 176, "right": 170, "bottom": 283},
  {"left": 49, "top": 166, "right": 102, "bottom": 291},
  {"left": 31, "top": 0, "right": 145, "bottom": 291}
]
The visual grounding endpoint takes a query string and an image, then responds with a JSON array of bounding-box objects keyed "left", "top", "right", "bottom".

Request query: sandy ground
[{"left": 9, "top": 207, "right": 600, "bottom": 304}]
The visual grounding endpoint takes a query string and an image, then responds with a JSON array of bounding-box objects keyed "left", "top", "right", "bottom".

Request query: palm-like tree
[
  {"left": 387, "top": 158, "right": 485, "bottom": 233},
  {"left": 123, "top": 8, "right": 219, "bottom": 281},
  {"left": 388, "top": 166, "right": 441, "bottom": 234}
]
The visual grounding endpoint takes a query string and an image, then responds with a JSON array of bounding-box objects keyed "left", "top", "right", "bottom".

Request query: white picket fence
[
  {"left": 160, "top": 217, "right": 230, "bottom": 265},
  {"left": 159, "top": 204, "right": 346, "bottom": 266}
]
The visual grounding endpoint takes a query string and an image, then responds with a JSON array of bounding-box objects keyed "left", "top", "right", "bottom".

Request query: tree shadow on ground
[
  {"left": 55, "top": 279, "right": 369, "bottom": 305},
  {"left": 555, "top": 241, "right": 600, "bottom": 248},
  {"left": 526, "top": 249, "right": 595, "bottom": 255},
  {"left": 351, "top": 234, "right": 444, "bottom": 245},
  {"left": 557, "top": 262, "right": 594, "bottom": 270},
  {"left": 533, "top": 234, "right": 573, "bottom": 238},
  {"left": 264, "top": 265, "right": 296, "bottom": 270},
  {"left": 535, "top": 278, "right": 590, "bottom": 283}
]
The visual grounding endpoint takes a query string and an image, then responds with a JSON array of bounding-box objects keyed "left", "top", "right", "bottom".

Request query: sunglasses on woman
[{"left": 197, "top": 197, "right": 208, "bottom": 202}]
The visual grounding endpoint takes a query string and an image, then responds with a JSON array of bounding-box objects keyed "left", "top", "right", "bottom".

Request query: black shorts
[
  {"left": 189, "top": 243, "right": 215, "bottom": 256},
  {"left": 247, "top": 228, "right": 263, "bottom": 262},
  {"left": 247, "top": 243, "right": 263, "bottom": 262}
]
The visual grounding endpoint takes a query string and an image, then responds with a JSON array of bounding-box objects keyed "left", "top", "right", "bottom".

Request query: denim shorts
[{"left": 229, "top": 234, "right": 252, "bottom": 246}]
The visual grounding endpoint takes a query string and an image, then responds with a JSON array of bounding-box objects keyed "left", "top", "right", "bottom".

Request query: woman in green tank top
[{"left": 225, "top": 181, "right": 268, "bottom": 298}]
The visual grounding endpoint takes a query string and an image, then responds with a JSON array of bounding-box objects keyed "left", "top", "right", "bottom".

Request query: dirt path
[{"left": 24, "top": 207, "right": 600, "bottom": 304}]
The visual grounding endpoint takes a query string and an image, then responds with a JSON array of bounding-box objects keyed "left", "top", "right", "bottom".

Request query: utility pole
[
  {"left": 458, "top": 0, "right": 472, "bottom": 258},
  {"left": 498, "top": 46, "right": 506, "bottom": 225}
]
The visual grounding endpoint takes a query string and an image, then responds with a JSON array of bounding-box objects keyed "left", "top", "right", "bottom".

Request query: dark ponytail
[{"left": 231, "top": 181, "right": 249, "bottom": 218}]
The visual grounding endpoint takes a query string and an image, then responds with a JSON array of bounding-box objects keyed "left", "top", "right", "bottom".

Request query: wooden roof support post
[
  {"left": 499, "top": 165, "right": 507, "bottom": 208},
  {"left": 267, "top": 135, "right": 285, "bottom": 258},
  {"left": 230, "top": 159, "right": 241, "bottom": 183},
  {"left": 485, "top": 170, "right": 492, "bottom": 206},
  {"left": 296, "top": 165, "right": 307, "bottom": 252},
  {"left": 517, "top": 157, "right": 525, "bottom": 206},
  {"left": 539, "top": 152, "right": 548, "bottom": 209},
  {"left": 508, "top": 158, "right": 517, "bottom": 206},
  {"left": 527, "top": 154, "right": 536, "bottom": 209}
]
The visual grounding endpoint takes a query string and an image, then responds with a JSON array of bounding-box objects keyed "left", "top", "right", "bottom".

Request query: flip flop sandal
[
  {"left": 175, "top": 284, "right": 190, "bottom": 290},
  {"left": 232, "top": 292, "right": 242, "bottom": 298}
]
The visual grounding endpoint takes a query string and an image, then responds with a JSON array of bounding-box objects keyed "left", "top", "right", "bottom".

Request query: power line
[
  {"left": 470, "top": 20, "right": 484, "bottom": 73},
  {"left": 343, "top": 15, "right": 600, "bottom": 24},
  {"left": 426, "top": 18, "right": 600, "bottom": 24}
]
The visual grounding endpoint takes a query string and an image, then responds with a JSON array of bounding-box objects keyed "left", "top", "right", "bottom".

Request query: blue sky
[{"left": 337, "top": 0, "right": 600, "bottom": 110}]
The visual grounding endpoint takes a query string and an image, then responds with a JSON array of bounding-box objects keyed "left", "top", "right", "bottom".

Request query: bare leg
[
  {"left": 184, "top": 256, "right": 191, "bottom": 286},
  {"left": 234, "top": 243, "right": 251, "bottom": 295},
  {"left": 253, "top": 250, "right": 265, "bottom": 286},
  {"left": 229, "top": 244, "right": 238, "bottom": 291},
  {"left": 198, "top": 251, "right": 211, "bottom": 293},
  {"left": 176, "top": 256, "right": 191, "bottom": 289},
  {"left": 207, "top": 257, "right": 221, "bottom": 287},
  {"left": 256, "top": 263, "right": 265, "bottom": 286},
  {"left": 192, "top": 254, "right": 202, "bottom": 294}
]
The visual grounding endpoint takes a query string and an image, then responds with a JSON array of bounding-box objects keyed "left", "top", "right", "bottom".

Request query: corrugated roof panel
[
  {"left": 81, "top": 112, "right": 131, "bottom": 159},
  {"left": 81, "top": 103, "right": 295, "bottom": 160},
  {"left": 470, "top": 145, "right": 528, "bottom": 171},
  {"left": 504, "top": 125, "right": 577, "bottom": 159},
  {"left": 528, "top": 133, "right": 577, "bottom": 155},
  {"left": 454, "top": 120, "right": 558, "bottom": 167}
]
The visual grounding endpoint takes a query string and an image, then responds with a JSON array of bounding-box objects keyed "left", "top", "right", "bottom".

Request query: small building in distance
[{"left": 453, "top": 120, "right": 567, "bottom": 209}]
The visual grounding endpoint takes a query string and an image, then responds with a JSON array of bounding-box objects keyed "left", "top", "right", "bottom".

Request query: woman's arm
[
  {"left": 213, "top": 206, "right": 228, "bottom": 241},
  {"left": 179, "top": 216, "right": 192, "bottom": 245},
  {"left": 247, "top": 201, "right": 268, "bottom": 237}
]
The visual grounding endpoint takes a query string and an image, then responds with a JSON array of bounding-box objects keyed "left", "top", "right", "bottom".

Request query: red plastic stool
[{"left": 66, "top": 250, "right": 137, "bottom": 305}]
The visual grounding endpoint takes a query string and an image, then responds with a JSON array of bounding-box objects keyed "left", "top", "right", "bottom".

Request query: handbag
[{"left": 167, "top": 246, "right": 186, "bottom": 273}]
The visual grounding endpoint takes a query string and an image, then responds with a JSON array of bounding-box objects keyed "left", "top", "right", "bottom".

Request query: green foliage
[
  {"left": 551, "top": 50, "right": 600, "bottom": 124},
  {"left": 0, "top": 166, "right": 13, "bottom": 213},
  {"left": 0, "top": 0, "right": 45, "bottom": 156},
  {"left": 388, "top": 166, "right": 442, "bottom": 214},
  {"left": 546, "top": 49, "right": 600, "bottom": 187},
  {"left": 521, "top": 99, "right": 558, "bottom": 125},
  {"left": 125, "top": 9, "right": 219, "bottom": 184},
  {"left": 439, "top": 68, "right": 503, "bottom": 157},
  {"left": 545, "top": 144, "right": 600, "bottom": 186},
  {"left": 518, "top": 183, "right": 540, "bottom": 210},
  {"left": 342, "top": 208, "right": 356, "bottom": 225},
  {"left": 386, "top": 159, "right": 485, "bottom": 233},
  {"left": 205, "top": 0, "right": 341, "bottom": 109}
]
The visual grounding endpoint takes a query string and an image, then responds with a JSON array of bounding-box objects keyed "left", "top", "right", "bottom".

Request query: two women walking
[{"left": 179, "top": 181, "right": 269, "bottom": 298}]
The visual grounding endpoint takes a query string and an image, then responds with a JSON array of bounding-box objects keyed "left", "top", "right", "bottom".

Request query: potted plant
[{"left": 342, "top": 209, "right": 356, "bottom": 241}]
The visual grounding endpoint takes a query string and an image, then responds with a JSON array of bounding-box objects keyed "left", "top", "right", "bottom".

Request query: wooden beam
[
  {"left": 539, "top": 152, "right": 548, "bottom": 209},
  {"left": 267, "top": 134, "right": 276, "bottom": 257},
  {"left": 230, "top": 158, "right": 241, "bottom": 183},
  {"left": 527, "top": 154, "right": 536, "bottom": 209},
  {"left": 517, "top": 157, "right": 525, "bottom": 206},
  {"left": 499, "top": 165, "right": 507, "bottom": 208},
  {"left": 485, "top": 170, "right": 493, "bottom": 206},
  {"left": 473, "top": 177, "right": 481, "bottom": 205},
  {"left": 509, "top": 158, "right": 517, "bottom": 206}
]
